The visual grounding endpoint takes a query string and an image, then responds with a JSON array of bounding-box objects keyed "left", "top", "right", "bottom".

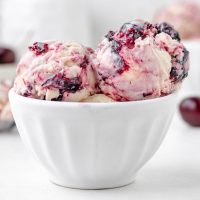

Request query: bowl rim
[{"left": 9, "top": 88, "right": 177, "bottom": 107}]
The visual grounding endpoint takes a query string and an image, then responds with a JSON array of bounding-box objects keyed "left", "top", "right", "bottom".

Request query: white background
[
  {"left": 1, "top": 0, "right": 199, "bottom": 56},
  {"left": 0, "top": 0, "right": 200, "bottom": 199}
]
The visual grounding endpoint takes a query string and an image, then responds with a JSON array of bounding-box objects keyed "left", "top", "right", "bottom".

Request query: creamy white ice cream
[
  {"left": 14, "top": 41, "right": 97, "bottom": 102},
  {"left": 95, "top": 20, "right": 189, "bottom": 101}
]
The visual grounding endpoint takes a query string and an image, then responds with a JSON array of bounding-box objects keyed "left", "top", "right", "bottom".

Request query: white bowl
[{"left": 9, "top": 89, "right": 177, "bottom": 189}]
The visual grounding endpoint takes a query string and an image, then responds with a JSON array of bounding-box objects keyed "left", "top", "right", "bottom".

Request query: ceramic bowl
[{"left": 9, "top": 89, "right": 177, "bottom": 189}]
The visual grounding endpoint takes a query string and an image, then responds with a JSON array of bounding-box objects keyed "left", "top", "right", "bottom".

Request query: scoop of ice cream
[
  {"left": 154, "top": 1, "right": 200, "bottom": 40},
  {"left": 95, "top": 20, "right": 189, "bottom": 101},
  {"left": 14, "top": 41, "right": 97, "bottom": 102},
  {"left": 0, "top": 80, "right": 13, "bottom": 121},
  {"left": 82, "top": 94, "right": 115, "bottom": 102}
]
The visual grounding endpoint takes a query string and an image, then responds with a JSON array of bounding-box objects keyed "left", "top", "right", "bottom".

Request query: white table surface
[{"left": 0, "top": 112, "right": 200, "bottom": 200}]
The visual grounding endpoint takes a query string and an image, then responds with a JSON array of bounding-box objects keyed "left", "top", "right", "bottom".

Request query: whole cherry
[
  {"left": 0, "top": 47, "right": 15, "bottom": 64},
  {"left": 179, "top": 97, "right": 200, "bottom": 126}
]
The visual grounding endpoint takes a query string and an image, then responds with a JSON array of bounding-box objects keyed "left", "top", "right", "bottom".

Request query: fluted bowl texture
[{"left": 9, "top": 89, "right": 177, "bottom": 189}]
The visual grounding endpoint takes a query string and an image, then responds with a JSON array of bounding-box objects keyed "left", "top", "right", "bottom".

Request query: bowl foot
[{"left": 49, "top": 177, "right": 136, "bottom": 190}]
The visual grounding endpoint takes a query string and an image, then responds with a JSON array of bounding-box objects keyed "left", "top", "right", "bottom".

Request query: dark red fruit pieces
[
  {"left": 156, "top": 22, "right": 181, "bottom": 41},
  {"left": 179, "top": 97, "right": 200, "bottom": 126},
  {"left": 105, "top": 31, "right": 115, "bottom": 41},
  {"left": 117, "top": 22, "right": 144, "bottom": 48},
  {"left": 42, "top": 74, "right": 82, "bottom": 93},
  {"left": 29, "top": 42, "right": 49, "bottom": 55}
]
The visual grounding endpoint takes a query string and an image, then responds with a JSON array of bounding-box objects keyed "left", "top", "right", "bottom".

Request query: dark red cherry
[
  {"left": 179, "top": 97, "right": 200, "bottom": 126},
  {"left": 0, "top": 47, "right": 15, "bottom": 64},
  {"left": 156, "top": 22, "right": 181, "bottom": 41},
  {"left": 42, "top": 74, "right": 82, "bottom": 93}
]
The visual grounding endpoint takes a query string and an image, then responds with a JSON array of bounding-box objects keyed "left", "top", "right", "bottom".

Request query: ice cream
[
  {"left": 95, "top": 20, "right": 189, "bottom": 101},
  {"left": 14, "top": 41, "right": 97, "bottom": 102},
  {"left": 14, "top": 21, "right": 189, "bottom": 103},
  {"left": 154, "top": 1, "right": 200, "bottom": 40},
  {"left": 82, "top": 94, "right": 115, "bottom": 102},
  {"left": 0, "top": 80, "right": 13, "bottom": 121}
]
